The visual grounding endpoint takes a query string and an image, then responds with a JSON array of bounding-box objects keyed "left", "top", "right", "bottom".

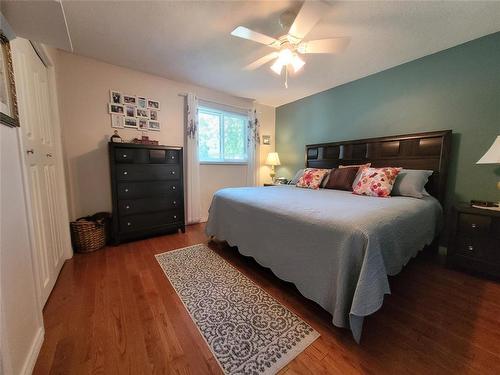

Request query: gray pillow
[
  {"left": 289, "top": 169, "right": 305, "bottom": 185},
  {"left": 391, "top": 169, "right": 433, "bottom": 198}
]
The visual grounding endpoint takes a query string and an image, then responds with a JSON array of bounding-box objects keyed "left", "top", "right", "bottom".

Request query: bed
[{"left": 205, "top": 130, "right": 452, "bottom": 343}]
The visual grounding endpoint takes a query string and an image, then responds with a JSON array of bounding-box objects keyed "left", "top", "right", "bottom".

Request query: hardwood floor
[{"left": 34, "top": 224, "right": 500, "bottom": 374}]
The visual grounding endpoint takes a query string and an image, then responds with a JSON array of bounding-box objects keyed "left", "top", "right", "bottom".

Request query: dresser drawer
[
  {"left": 458, "top": 213, "right": 491, "bottom": 237},
  {"left": 166, "top": 150, "right": 180, "bottom": 164},
  {"left": 116, "top": 164, "right": 180, "bottom": 181},
  {"left": 115, "top": 148, "right": 136, "bottom": 163},
  {"left": 117, "top": 181, "right": 180, "bottom": 199},
  {"left": 118, "top": 196, "right": 181, "bottom": 216},
  {"left": 120, "top": 210, "right": 183, "bottom": 232}
]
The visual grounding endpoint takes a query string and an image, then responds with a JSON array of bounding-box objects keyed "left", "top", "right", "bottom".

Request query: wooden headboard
[{"left": 306, "top": 130, "right": 452, "bottom": 204}]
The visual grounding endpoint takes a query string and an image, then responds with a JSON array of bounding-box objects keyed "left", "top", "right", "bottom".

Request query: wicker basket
[{"left": 70, "top": 218, "right": 106, "bottom": 253}]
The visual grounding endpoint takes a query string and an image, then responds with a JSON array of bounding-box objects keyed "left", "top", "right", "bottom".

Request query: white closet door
[{"left": 11, "top": 39, "right": 70, "bottom": 306}]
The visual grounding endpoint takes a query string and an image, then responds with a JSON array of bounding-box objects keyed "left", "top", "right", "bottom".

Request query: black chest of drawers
[
  {"left": 448, "top": 203, "right": 500, "bottom": 278},
  {"left": 109, "top": 142, "right": 185, "bottom": 243}
]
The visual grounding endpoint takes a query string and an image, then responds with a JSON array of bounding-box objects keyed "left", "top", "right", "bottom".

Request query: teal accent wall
[{"left": 276, "top": 32, "right": 500, "bottom": 204}]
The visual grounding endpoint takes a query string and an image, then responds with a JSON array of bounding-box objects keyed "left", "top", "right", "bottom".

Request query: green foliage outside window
[{"left": 198, "top": 107, "right": 247, "bottom": 162}]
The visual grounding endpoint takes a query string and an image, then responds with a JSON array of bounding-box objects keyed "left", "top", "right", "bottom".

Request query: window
[{"left": 198, "top": 106, "right": 248, "bottom": 163}]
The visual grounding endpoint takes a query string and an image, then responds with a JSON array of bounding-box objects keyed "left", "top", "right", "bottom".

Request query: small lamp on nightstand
[
  {"left": 265, "top": 152, "right": 281, "bottom": 182},
  {"left": 476, "top": 135, "right": 500, "bottom": 211}
]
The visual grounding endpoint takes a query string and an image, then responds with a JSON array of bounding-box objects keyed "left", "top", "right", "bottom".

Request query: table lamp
[
  {"left": 265, "top": 152, "right": 281, "bottom": 182},
  {"left": 476, "top": 135, "right": 500, "bottom": 211}
]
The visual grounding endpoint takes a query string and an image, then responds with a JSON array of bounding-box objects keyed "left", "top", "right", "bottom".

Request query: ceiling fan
[{"left": 230, "top": 1, "right": 350, "bottom": 88}]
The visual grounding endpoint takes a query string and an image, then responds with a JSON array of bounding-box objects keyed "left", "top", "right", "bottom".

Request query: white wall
[
  {"left": 0, "top": 126, "right": 44, "bottom": 375},
  {"left": 256, "top": 103, "right": 276, "bottom": 186},
  {"left": 55, "top": 51, "right": 275, "bottom": 221}
]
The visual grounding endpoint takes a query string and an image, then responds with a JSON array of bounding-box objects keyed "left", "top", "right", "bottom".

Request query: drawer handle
[
  {"left": 125, "top": 205, "right": 130, "bottom": 209},
  {"left": 471, "top": 223, "right": 477, "bottom": 228},
  {"left": 173, "top": 201, "right": 177, "bottom": 205},
  {"left": 172, "top": 186, "right": 176, "bottom": 190},
  {"left": 173, "top": 215, "right": 177, "bottom": 219},
  {"left": 127, "top": 222, "right": 132, "bottom": 227},
  {"left": 123, "top": 154, "right": 127, "bottom": 158},
  {"left": 467, "top": 245, "right": 474, "bottom": 252},
  {"left": 123, "top": 171, "right": 128, "bottom": 175},
  {"left": 171, "top": 171, "right": 175, "bottom": 175},
  {"left": 124, "top": 188, "right": 129, "bottom": 192},
  {"left": 171, "top": 156, "right": 175, "bottom": 159}
]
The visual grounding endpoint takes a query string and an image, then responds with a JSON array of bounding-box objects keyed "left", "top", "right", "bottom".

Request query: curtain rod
[{"left": 177, "top": 92, "right": 253, "bottom": 112}]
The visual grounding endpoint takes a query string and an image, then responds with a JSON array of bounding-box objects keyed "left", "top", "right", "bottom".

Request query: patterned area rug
[{"left": 156, "top": 244, "right": 320, "bottom": 375}]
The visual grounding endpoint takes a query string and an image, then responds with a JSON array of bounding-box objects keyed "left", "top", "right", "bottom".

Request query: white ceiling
[
  {"left": 4, "top": 1, "right": 500, "bottom": 107},
  {"left": 1, "top": 0, "right": 72, "bottom": 51}
]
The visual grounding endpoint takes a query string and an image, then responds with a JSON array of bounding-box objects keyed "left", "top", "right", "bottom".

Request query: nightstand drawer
[
  {"left": 448, "top": 203, "right": 500, "bottom": 278},
  {"left": 453, "top": 236, "right": 481, "bottom": 258},
  {"left": 454, "top": 236, "right": 500, "bottom": 263},
  {"left": 458, "top": 213, "right": 491, "bottom": 236}
]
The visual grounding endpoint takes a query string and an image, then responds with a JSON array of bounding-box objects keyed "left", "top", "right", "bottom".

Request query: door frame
[{"left": 16, "top": 40, "right": 73, "bottom": 311}]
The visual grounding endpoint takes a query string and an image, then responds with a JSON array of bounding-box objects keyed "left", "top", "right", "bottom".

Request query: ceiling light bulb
[
  {"left": 291, "top": 55, "right": 305, "bottom": 73},
  {"left": 278, "top": 48, "right": 293, "bottom": 65},
  {"left": 270, "top": 59, "right": 284, "bottom": 75}
]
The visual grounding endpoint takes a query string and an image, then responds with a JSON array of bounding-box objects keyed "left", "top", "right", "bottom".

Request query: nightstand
[{"left": 448, "top": 203, "right": 500, "bottom": 278}]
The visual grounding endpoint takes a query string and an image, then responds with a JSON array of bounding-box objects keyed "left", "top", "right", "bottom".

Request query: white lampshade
[
  {"left": 265, "top": 152, "right": 281, "bottom": 166},
  {"left": 477, "top": 136, "right": 500, "bottom": 164}
]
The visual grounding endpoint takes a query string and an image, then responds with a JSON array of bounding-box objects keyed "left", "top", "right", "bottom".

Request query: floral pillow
[
  {"left": 353, "top": 167, "right": 402, "bottom": 197},
  {"left": 296, "top": 168, "right": 330, "bottom": 190}
]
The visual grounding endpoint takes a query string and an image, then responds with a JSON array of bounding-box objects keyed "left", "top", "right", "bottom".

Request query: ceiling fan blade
[
  {"left": 244, "top": 52, "right": 280, "bottom": 70},
  {"left": 288, "top": 1, "right": 329, "bottom": 40},
  {"left": 298, "top": 37, "right": 350, "bottom": 54},
  {"left": 231, "top": 26, "right": 280, "bottom": 48}
]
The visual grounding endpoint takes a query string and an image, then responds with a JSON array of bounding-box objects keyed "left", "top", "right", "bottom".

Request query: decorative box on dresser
[
  {"left": 448, "top": 203, "right": 500, "bottom": 278},
  {"left": 109, "top": 142, "right": 185, "bottom": 244}
]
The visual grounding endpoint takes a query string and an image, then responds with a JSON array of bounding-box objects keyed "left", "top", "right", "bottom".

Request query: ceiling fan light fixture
[
  {"left": 270, "top": 60, "right": 284, "bottom": 75},
  {"left": 292, "top": 54, "right": 305, "bottom": 73},
  {"left": 278, "top": 48, "right": 293, "bottom": 65}
]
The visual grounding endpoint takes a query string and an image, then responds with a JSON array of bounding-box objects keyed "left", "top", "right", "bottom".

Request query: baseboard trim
[{"left": 20, "top": 326, "right": 44, "bottom": 375}]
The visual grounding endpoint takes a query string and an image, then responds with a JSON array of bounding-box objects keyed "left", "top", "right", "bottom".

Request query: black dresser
[{"left": 109, "top": 142, "right": 185, "bottom": 243}]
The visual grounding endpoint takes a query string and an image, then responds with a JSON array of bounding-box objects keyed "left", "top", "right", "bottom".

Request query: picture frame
[
  {"left": 0, "top": 32, "right": 19, "bottom": 128},
  {"left": 124, "top": 104, "right": 136, "bottom": 117},
  {"left": 108, "top": 103, "right": 124, "bottom": 115},
  {"left": 137, "top": 96, "right": 147, "bottom": 109},
  {"left": 123, "top": 94, "right": 137, "bottom": 105},
  {"left": 148, "top": 120, "right": 160, "bottom": 131},
  {"left": 262, "top": 135, "right": 271, "bottom": 145},
  {"left": 111, "top": 114, "right": 124, "bottom": 128},
  {"left": 149, "top": 109, "right": 158, "bottom": 121},
  {"left": 147, "top": 99, "right": 160, "bottom": 110},
  {"left": 136, "top": 107, "right": 149, "bottom": 118},
  {"left": 110, "top": 89, "right": 122, "bottom": 104},
  {"left": 124, "top": 117, "right": 137, "bottom": 128},
  {"left": 138, "top": 118, "right": 148, "bottom": 130}
]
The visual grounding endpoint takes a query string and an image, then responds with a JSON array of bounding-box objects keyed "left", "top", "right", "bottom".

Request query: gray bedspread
[{"left": 205, "top": 185, "right": 442, "bottom": 343}]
